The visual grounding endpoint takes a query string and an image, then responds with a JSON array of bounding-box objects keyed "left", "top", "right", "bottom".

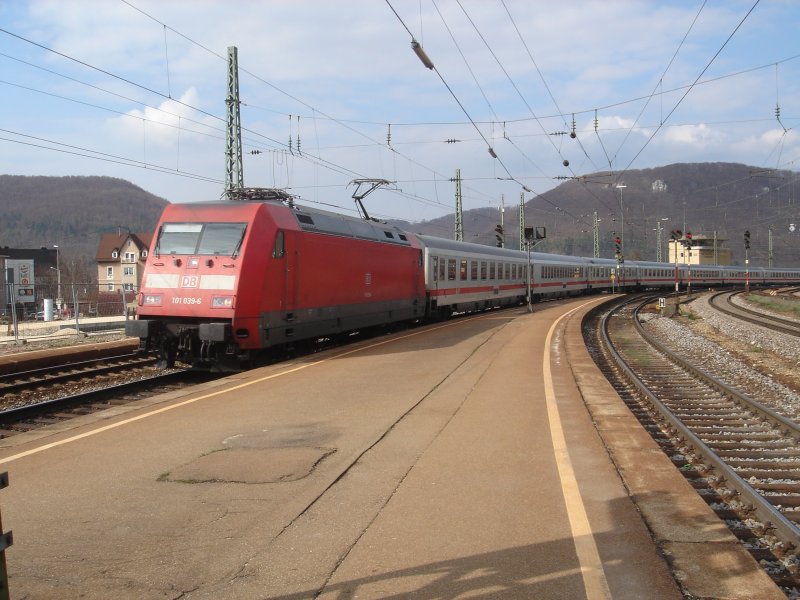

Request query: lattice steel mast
[
  {"left": 593, "top": 211, "right": 600, "bottom": 258},
  {"left": 454, "top": 169, "right": 463, "bottom": 241},
  {"left": 225, "top": 46, "right": 243, "bottom": 200}
]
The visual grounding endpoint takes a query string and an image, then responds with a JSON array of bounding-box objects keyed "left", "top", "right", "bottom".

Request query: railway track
[
  {"left": 709, "top": 291, "right": 800, "bottom": 336},
  {"left": 0, "top": 370, "right": 197, "bottom": 435},
  {"left": 0, "top": 352, "right": 157, "bottom": 399},
  {"left": 0, "top": 350, "right": 217, "bottom": 437},
  {"left": 585, "top": 294, "right": 800, "bottom": 594}
]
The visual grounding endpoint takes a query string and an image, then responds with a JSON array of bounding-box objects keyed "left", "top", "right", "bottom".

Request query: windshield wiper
[{"left": 231, "top": 228, "right": 246, "bottom": 258}]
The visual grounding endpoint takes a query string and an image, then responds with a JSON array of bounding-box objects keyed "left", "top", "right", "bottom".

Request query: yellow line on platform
[{"left": 542, "top": 301, "right": 611, "bottom": 600}]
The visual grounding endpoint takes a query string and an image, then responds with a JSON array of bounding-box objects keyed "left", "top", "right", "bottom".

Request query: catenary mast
[{"left": 225, "top": 46, "right": 243, "bottom": 200}]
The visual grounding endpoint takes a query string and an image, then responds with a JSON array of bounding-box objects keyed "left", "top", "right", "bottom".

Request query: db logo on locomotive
[{"left": 180, "top": 275, "right": 200, "bottom": 288}]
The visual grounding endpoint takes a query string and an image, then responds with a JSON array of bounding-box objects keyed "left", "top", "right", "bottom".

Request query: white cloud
[
  {"left": 113, "top": 87, "right": 217, "bottom": 148},
  {"left": 663, "top": 123, "right": 716, "bottom": 147}
]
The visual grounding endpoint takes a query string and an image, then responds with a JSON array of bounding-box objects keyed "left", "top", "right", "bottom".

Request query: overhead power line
[{"left": 618, "top": 0, "right": 761, "bottom": 177}]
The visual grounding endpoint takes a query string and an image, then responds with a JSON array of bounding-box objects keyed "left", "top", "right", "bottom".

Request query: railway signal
[
  {"left": 744, "top": 230, "right": 751, "bottom": 292},
  {"left": 683, "top": 231, "right": 692, "bottom": 247},
  {"left": 495, "top": 224, "right": 504, "bottom": 248},
  {"left": 614, "top": 236, "right": 621, "bottom": 256},
  {"left": 523, "top": 226, "right": 546, "bottom": 244}
]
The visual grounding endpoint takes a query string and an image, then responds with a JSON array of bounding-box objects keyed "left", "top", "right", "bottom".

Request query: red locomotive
[{"left": 127, "top": 199, "right": 427, "bottom": 370}]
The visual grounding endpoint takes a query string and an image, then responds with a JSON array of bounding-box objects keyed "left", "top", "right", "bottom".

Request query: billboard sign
[{"left": 6, "top": 259, "right": 35, "bottom": 303}]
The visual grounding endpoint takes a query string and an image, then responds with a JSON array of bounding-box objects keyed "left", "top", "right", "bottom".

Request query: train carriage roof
[
  {"left": 415, "top": 234, "right": 597, "bottom": 266},
  {"left": 276, "top": 201, "right": 415, "bottom": 246}
]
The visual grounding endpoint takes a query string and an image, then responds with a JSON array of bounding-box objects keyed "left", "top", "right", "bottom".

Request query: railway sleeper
[
  {"left": 716, "top": 449, "right": 800, "bottom": 459},
  {"left": 760, "top": 494, "right": 800, "bottom": 508}
]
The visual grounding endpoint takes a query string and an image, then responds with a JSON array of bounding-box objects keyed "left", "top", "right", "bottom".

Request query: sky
[{"left": 1, "top": 0, "right": 799, "bottom": 228}]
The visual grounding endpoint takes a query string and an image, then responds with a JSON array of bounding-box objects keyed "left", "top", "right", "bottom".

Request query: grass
[{"left": 745, "top": 293, "right": 800, "bottom": 317}]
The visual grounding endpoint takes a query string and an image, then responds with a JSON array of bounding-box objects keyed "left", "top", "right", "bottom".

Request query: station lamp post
[
  {"left": 524, "top": 228, "right": 533, "bottom": 312},
  {"left": 53, "top": 244, "right": 62, "bottom": 310}
]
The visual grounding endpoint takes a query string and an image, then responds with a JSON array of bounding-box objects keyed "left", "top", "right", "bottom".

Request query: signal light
[
  {"left": 744, "top": 229, "right": 751, "bottom": 249},
  {"left": 495, "top": 224, "right": 504, "bottom": 247},
  {"left": 524, "top": 226, "right": 534, "bottom": 241}
]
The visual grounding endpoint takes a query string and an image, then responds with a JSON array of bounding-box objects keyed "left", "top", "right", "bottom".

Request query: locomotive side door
[
  {"left": 262, "top": 229, "right": 296, "bottom": 346},
  {"left": 280, "top": 231, "right": 298, "bottom": 310}
]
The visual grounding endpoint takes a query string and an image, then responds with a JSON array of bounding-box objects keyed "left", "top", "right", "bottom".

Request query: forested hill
[{"left": 0, "top": 175, "right": 168, "bottom": 263}]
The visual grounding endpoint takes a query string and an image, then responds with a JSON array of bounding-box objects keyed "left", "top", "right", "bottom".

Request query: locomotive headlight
[
  {"left": 143, "top": 294, "right": 162, "bottom": 306},
  {"left": 212, "top": 295, "right": 234, "bottom": 308}
]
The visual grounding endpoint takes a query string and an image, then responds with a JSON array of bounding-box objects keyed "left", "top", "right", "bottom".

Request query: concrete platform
[{"left": 0, "top": 296, "right": 783, "bottom": 599}]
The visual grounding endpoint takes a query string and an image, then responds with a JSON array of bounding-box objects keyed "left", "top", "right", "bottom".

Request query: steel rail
[
  {"left": 709, "top": 290, "right": 800, "bottom": 337},
  {"left": 0, "top": 370, "right": 190, "bottom": 426},
  {"left": 601, "top": 295, "right": 800, "bottom": 547},
  {"left": 0, "top": 354, "right": 156, "bottom": 395}
]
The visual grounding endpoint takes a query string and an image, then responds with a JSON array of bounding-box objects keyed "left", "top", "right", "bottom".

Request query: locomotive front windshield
[{"left": 156, "top": 222, "right": 247, "bottom": 256}]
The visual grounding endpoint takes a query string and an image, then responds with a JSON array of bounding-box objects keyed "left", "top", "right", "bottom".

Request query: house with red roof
[{"left": 95, "top": 232, "right": 153, "bottom": 293}]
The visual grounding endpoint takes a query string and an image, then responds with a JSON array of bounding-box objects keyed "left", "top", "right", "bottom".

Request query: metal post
[
  {"left": 768, "top": 225, "right": 773, "bottom": 268},
  {"left": 674, "top": 241, "right": 680, "bottom": 293},
  {"left": 616, "top": 184, "right": 626, "bottom": 255},
  {"left": 593, "top": 211, "right": 600, "bottom": 258},
  {"left": 0, "top": 471, "right": 12, "bottom": 600},
  {"left": 454, "top": 168, "right": 463, "bottom": 241},
  {"left": 527, "top": 241, "right": 533, "bottom": 312},
  {"left": 225, "top": 46, "right": 244, "bottom": 199},
  {"left": 5, "top": 270, "right": 18, "bottom": 344},
  {"left": 713, "top": 231, "right": 718, "bottom": 265},
  {"left": 72, "top": 283, "right": 81, "bottom": 336},
  {"left": 745, "top": 248, "right": 750, "bottom": 293},
  {"left": 499, "top": 194, "right": 505, "bottom": 248},
  {"left": 656, "top": 221, "right": 663, "bottom": 262},
  {"left": 54, "top": 244, "right": 62, "bottom": 312},
  {"left": 687, "top": 245, "right": 692, "bottom": 296}
]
